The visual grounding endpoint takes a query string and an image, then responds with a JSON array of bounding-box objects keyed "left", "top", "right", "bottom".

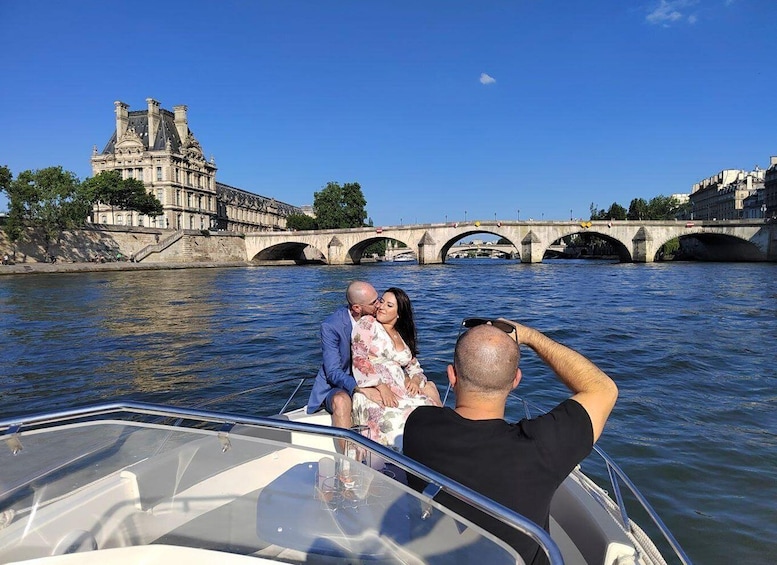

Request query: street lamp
[
  {"left": 494, "top": 212, "right": 497, "bottom": 222},
  {"left": 464, "top": 210, "right": 468, "bottom": 222},
  {"left": 570, "top": 209, "right": 573, "bottom": 221},
  {"left": 400, "top": 217, "right": 403, "bottom": 225},
  {"left": 517, "top": 209, "right": 520, "bottom": 221}
]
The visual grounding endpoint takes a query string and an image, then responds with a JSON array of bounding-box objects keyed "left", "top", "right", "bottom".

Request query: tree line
[
  {"left": 285, "top": 181, "right": 369, "bottom": 231},
  {"left": 589, "top": 195, "right": 691, "bottom": 221},
  {"left": 0, "top": 165, "right": 162, "bottom": 254}
]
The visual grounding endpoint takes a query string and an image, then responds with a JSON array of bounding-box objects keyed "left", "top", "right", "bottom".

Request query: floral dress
[{"left": 351, "top": 315, "right": 436, "bottom": 451}]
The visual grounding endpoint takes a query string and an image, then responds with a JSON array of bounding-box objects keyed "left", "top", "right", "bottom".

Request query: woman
[{"left": 351, "top": 287, "right": 441, "bottom": 451}]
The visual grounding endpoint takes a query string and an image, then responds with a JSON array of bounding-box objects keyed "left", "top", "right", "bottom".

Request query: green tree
[
  {"left": 627, "top": 198, "right": 648, "bottom": 220},
  {"left": 645, "top": 195, "right": 678, "bottom": 220},
  {"left": 82, "top": 171, "right": 162, "bottom": 221},
  {"left": 5, "top": 166, "right": 92, "bottom": 254},
  {"left": 341, "top": 182, "right": 367, "bottom": 228},
  {"left": 286, "top": 213, "right": 318, "bottom": 231},
  {"left": 313, "top": 181, "right": 368, "bottom": 229}
]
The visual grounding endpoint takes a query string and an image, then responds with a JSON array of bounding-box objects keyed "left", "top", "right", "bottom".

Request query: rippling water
[{"left": 1, "top": 260, "right": 775, "bottom": 563}]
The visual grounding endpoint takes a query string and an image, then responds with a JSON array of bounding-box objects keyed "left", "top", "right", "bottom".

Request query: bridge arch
[
  {"left": 345, "top": 236, "right": 414, "bottom": 264},
  {"left": 439, "top": 230, "right": 520, "bottom": 262},
  {"left": 657, "top": 231, "right": 766, "bottom": 261},
  {"left": 547, "top": 229, "right": 633, "bottom": 262},
  {"left": 251, "top": 241, "right": 326, "bottom": 263}
]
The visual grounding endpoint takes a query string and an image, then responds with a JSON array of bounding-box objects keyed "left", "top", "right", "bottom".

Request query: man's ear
[
  {"left": 511, "top": 368, "right": 522, "bottom": 390},
  {"left": 447, "top": 364, "right": 457, "bottom": 388}
]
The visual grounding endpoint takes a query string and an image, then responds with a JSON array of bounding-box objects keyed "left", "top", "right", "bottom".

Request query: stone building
[
  {"left": 689, "top": 168, "right": 765, "bottom": 220},
  {"left": 91, "top": 99, "right": 300, "bottom": 231},
  {"left": 765, "top": 156, "right": 777, "bottom": 219}
]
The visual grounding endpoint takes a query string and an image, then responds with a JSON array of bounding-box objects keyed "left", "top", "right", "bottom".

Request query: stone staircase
[{"left": 134, "top": 230, "right": 185, "bottom": 262}]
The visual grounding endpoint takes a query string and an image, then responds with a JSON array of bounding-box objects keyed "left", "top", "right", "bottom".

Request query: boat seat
[{"left": 550, "top": 475, "right": 636, "bottom": 565}]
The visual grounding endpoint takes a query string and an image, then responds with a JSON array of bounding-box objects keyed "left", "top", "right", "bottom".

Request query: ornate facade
[
  {"left": 91, "top": 99, "right": 300, "bottom": 231},
  {"left": 689, "top": 168, "right": 765, "bottom": 220}
]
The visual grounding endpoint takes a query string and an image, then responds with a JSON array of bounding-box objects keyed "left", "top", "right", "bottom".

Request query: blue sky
[{"left": 1, "top": 0, "right": 775, "bottom": 225}]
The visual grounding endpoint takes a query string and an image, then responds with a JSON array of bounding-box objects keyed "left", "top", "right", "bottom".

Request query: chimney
[
  {"left": 771, "top": 156, "right": 777, "bottom": 167},
  {"left": 114, "top": 101, "right": 129, "bottom": 139},
  {"left": 173, "top": 105, "right": 188, "bottom": 142},
  {"left": 146, "top": 98, "right": 160, "bottom": 149}
]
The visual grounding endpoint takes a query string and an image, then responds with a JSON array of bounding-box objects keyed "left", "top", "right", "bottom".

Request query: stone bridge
[{"left": 245, "top": 219, "right": 777, "bottom": 265}]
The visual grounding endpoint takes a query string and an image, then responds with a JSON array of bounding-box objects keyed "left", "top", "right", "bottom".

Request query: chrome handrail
[
  {"left": 0, "top": 401, "right": 564, "bottom": 565},
  {"left": 513, "top": 394, "right": 692, "bottom": 565}
]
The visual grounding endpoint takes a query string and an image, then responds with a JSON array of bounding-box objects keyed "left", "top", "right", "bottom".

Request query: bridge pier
[
  {"left": 417, "top": 231, "right": 442, "bottom": 265},
  {"left": 631, "top": 227, "right": 654, "bottom": 263},
  {"left": 327, "top": 236, "right": 347, "bottom": 265},
  {"left": 521, "top": 231, "right": 544, "bottom": 263}
]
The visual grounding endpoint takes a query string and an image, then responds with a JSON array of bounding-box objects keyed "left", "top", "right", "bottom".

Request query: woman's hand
[
  {"left": 377, "top": 383, "right": 398, "bottom": 407},
  {"left": 405, "top": 375, "right": 422, "bottom": 396}
]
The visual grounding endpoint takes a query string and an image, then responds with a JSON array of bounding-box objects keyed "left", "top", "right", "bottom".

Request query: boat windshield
[{"left": 0, "top": 403, "right": 559, "bottom": 564}]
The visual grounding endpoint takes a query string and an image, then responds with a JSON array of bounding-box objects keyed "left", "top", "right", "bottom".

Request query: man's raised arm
[{"left": 499, "top": 319, "right": 618, "bottom": 442}]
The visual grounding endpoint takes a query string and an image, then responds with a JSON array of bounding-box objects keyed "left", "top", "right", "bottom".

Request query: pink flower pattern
[{"left": 351, "top": 316, "right": 436, "bottom": 451}]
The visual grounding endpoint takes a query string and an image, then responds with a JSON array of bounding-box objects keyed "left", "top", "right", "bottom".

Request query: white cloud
[
  {"left": 646, "top": 0, "right": 697, "bottom": 27},
  {"left": 479, "top": 73, "right": 496, "bottom": 85}
]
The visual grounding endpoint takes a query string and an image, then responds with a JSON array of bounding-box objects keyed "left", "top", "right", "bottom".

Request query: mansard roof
[
  {"left": 100, "top": 109, "right": 186, "bottom": 154},
  {"left": 216, "top": 181, "right": 301, "bottom": 214}
]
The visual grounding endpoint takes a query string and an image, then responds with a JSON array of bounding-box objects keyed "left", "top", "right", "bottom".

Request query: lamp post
[
  {"left": 570, "top": 209, "right": 573, "bottom": 221},
  {"left": 400, "top": 217, "right": 403, "bottom": 226},
  {"left": 517, "top": 209, "right": 520, "bottom": 221},
  {"left": 464, "top": 210, "right": 468, "bottom": 222},
  {"left": 494, "top": 212, "right": 497, "bottom": 222}
]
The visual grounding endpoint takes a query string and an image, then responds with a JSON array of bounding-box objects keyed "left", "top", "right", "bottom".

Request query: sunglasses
[{"left": 460, "top": 318, "right": 519, "bottom": 343}]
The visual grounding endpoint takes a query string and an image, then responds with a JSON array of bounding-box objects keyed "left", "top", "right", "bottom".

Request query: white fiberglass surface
[{"left": 0, "top": 419, "right": 524, "bottom": 564}]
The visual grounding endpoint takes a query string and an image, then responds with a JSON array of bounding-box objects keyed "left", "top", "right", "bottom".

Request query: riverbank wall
[{"left": 0, "top": 226, "right": 248, "bottom": 266}]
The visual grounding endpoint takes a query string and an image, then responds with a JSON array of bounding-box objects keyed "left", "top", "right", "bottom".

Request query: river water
[{"left": 0, "top": 259, "right": 775, "bottom": 564}]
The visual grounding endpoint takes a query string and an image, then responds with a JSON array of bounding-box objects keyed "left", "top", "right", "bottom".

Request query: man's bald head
[
  {"left": 453, "top": 325, "right": 520, "bottom": 394},
  {"left": 346, "top": 281, "right": 376, "bottom": 305}
]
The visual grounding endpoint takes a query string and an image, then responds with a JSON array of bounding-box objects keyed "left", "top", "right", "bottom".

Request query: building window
[
  {"left": 198, "top": 195, "right": 202, "bottom": 210},
  {"left": 156, "top": 189, "right": 164, "bottom": 204},
  {"left": 200, "top": 216, "right": 205, "bottom": 229},
  {"left": 208, "top": 196, "right": 212, "bottom": 211},
  {"left": 156, "top": 166, "right": 162, "bottom": 181},
  {"left": 137, "top": 168, "right": 143, "bottom": 182},
  {"left": 189, "top": 215, "right": 194, "bottom": 229},
  {"left": 126, "top": 215, "right": 133, "bottom": 227},
  {"left": 100, "top": 215, "right": 107, "bottom": 224},
  {"left": 187, "top": 192, "right": 192, "bottom": 208},
  {"left": 187, "top": 172, "right": 191, "bottom": 186},
  {"left": 138, "top": 215, "right": 144, "bottom": 227},
  {"left": 126, "top": 169, "right": 133, "bottom": 179},
  {"left": 175, "top": 168, "right": 179, "bottom": 182},
  {"left": 116, "top": 215, "right": 124, "bottom": 225},
  {"left": 176, "top": 189, "right": 181, "bottom": 205}
]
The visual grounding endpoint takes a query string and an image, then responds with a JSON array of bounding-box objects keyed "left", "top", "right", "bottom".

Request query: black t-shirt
[{"left": 403, "top": 399, "right": 593, "bottom": 565}]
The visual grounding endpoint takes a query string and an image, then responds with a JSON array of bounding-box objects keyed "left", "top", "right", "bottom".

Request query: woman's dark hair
[{"left": 385, "top": 287, "right": 418, "bottom": 357}]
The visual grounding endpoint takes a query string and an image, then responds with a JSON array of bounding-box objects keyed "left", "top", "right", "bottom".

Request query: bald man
[
  {"left": 403, "top": 319, "right": 617, "bottom": 565},
  {"left": 307, "top": 281, "right": 385, "bottom": 434}
]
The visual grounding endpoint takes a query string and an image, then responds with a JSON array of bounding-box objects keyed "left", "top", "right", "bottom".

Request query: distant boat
[{"left": 393, "top": 255, "right": 415, "bottom": 262}]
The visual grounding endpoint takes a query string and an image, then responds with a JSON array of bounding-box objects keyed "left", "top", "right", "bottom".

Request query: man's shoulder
[
  {"left": 406, "top": 405, "right": 451, "bottom": 428},
  {"left": 322, "top": 306, "right": 349, "bottom": 327}
]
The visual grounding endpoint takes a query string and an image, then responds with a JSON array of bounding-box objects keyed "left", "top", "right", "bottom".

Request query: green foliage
[
  {"left": 590, "top": 202, "right": 627, "bottom": 220},
  {"left": 313, "top": 181, "right": 368, "bottom": 229},
  {"left": 286, "top": 213, "right": 318, "bottom": 231},
  {"left": 593, "top": 195, "right": 686, "bottom": 221},
  {"left": 82, "top": 171, "right": 162, "bottom": 217},
  {"left": 4, "top": 166, "right": 92, "bottom": 250}
]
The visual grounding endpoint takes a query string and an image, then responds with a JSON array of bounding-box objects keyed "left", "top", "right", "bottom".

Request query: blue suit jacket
[{"left": 307, "top": 306, "right": 357, "bottom": 413}]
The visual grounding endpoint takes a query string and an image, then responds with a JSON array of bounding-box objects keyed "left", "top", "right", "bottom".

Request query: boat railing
[
  {"left": 514, "top": 394, "right": 692, "bottom": 565},
  {"left": 0, "top": 401, "right": 565, "bottom": 565}
]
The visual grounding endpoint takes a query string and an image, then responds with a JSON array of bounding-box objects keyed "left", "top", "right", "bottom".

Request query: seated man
[
  {"left": 403, "top": 318, "right": 618, "bottom": 565},
  {"left": 306, "top": 281, "right": 384, "bottom": 439}
]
